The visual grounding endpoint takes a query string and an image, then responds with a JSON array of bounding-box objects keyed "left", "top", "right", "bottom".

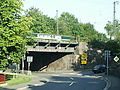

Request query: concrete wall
[{"left": 78, "top": 42, "right": 105, "bottom": 68}]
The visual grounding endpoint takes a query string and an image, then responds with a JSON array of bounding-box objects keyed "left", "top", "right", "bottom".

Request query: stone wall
[
  {"left": 41, "top": 42, "right": 86, "bottom": 71},
  {"left": 42, "top": 54, "right": 80, "bottom": 72}
]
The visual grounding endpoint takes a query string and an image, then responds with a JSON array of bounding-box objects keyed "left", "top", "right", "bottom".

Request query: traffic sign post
[
  {"left": 81, "top": 53, "right": 87, "bottom": 65},
  {"left": 81, "top": 61, "right": 87, "bottom": 64},
  {"left": 81, "top": 53, "right": 87, "bottom": 60},
  {"left": 104, "top": 50, "right": 111, "bottom": 76},
  {"left": 27, "top": 56, "right": 33, "bottom": 75},
  {"left": 114, "top": 56, "right": 119, "bottom": 62},
  {"left": 22, "top": 53, "right": 25, "bottom": 74},
  {"left": 81, "top": 53, "right": 87, "bottom": 69}
]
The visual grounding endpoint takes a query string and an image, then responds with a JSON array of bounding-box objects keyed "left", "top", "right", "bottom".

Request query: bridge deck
[{"left": 27, "top": 40, "right": 78, "bottom": 53}]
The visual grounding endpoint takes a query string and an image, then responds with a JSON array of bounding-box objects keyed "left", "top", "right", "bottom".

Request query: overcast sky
[{"left": 23, "top": 0, "right": 120, "bottom": 34}]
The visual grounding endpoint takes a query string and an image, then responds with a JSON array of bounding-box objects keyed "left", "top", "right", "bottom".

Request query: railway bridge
[{"left": 22, "top": 34, "right": 78, "bottom": 71}]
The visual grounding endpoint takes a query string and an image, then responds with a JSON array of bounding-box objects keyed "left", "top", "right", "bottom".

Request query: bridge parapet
[
  {"left": 27, "top": 46, "right": 75, "bottom": 53},
  {"left": 27, "top": 40, "right": 78, "bottom": 53}
]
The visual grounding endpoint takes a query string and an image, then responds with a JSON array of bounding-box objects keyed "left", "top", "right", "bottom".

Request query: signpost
[
  {"left": 81, "top": 53, "right": 87, "bottom": 69},
  {"left": 114, "top": 56, "right": 119, "bottom": 62},
  {"left": 27, "top": 56, "right": 33, "bottom": 75},
  {"left": 22, "top": 53, "right": 25, "bottom": 74},
  {"left": 81, "top": 61, "right": 87, "bottom": 64},
  {"left": 81, "top": 53, "right": 87, "bottom": 60},
  {"left": 104, "top": 50, "right": 111, "bottom": 76}
]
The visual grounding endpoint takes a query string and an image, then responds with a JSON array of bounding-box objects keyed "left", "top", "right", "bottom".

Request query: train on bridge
[{"left": 31, "top": 33, "right": 72, "bottom": 41}]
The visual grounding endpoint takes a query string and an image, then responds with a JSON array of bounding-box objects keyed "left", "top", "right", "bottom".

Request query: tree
[
  {"left": 0, "top": 0, "right": 32, "bottom": 70},
  {"left": 58, "top": 12, "right": 105, "bottom": 42},
  {"left": 82, "top": 23, "right": 100, "bottom": 42},
  {"left": 105, "top": 20, "right": 120, "bottom": 40},
  {"left": 104, "top": 20, "right": 120, "bottom": 55},
  {"left": 58, "top": 12, "right": 80, "bottom": 36},
  {"left": 25, "top": 7, "right": 56, "bottom": 34},
  {"left": 104, "top": 21, "right": 114, "bottom": 40}
]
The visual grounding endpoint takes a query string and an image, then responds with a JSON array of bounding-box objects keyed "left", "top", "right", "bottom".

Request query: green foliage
[
  {"left": 5, "top": 75, "right": 32, "bottom": 87},
  {"left": 0, "top": 0, "right": 32, "bottom": 70},
  {"left": 104, "top": 20, "right": 120, "bottom": 54},
  {"left": 0, "top": 1, "right": 110, "bottom": 71},
  {"left": 25, "top": 7, "right": 56, "bottom": 34},
  {"left": 58, "top": 12, "right": 80, "bottom": 36},
  {"left": 105, "top": 40, "right": 120, "bottom": 54},
  {"left": 105, "top": 20, "right": 120, "bottom": 40},
  {"left": 25, "top": 8, "right": 108, "bottom": 43},
  {"left": 58, "top": 12, "right": 107, "bottom": 42},
  {"left": 25, "top": 7, "right": 109, "bottom": 50},
  {"left": 104, "top": 21, "right": 114, "bottom": 40}
]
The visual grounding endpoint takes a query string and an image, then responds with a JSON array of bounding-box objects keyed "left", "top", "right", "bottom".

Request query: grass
[{"left": 0, "top": 74, "right": 32, "bottom": 87}]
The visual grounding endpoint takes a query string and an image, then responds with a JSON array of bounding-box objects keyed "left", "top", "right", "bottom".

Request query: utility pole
[
  {"left": 113, "top": 1, "right": 119, "bottom": 27},
  {"left": 56, "top": 10, "right": 59, "bottom": 35}
]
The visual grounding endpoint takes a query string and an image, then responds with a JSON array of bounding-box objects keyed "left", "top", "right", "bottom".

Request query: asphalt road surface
[{"left": 25, "top": 70, "right": 106, "bottom": 90}]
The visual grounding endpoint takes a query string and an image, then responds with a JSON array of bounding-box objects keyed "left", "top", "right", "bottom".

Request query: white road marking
[
  {"left": 52, "top": 74, "right": 60, "bottom": 76},
  {"left": 49, "top": 81, "right": 73, "bottom": 83},
  {"left": 103, "top": 77, "right": 111, "bottom": 90},
  {"left": 88, "top": 82, "right": 99, "bottom": 84},
  {"left": 70, "top": 77, "right": 74, "bottom": 80},
  {"left": 34, "top": 82, "right": 45, "bottom": 86},
  {"left": 17, "top": 86, "right": 29, "bottom": 90},
  {"left": 63, "top": 73, "right": 77, "bottom": 75},
  {"left": 69, "top": 82, "right": 74, "bottom": 86},
  {"left": 77, "top": 73, "right": 82, "bottom": 76},
  {"left": 83, "top": 75, "right": 102, "bottom": 78}
]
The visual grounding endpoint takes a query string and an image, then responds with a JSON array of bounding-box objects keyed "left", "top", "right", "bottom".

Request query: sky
[{"left": 22, "top": 0, "right": 120, "bottom": 34}]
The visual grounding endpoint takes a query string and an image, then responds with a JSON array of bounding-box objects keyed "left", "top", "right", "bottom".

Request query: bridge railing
[{"left": 27, "top": 46, "right": 75, "bottom": 53}]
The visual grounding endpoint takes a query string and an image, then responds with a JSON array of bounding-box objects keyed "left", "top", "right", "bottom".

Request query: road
[{"left": 24, "top": 70, "right": 106, "bottom": 90}]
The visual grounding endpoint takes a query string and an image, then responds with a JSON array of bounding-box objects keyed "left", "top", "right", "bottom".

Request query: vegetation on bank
[{"left": 0, "top": 74, "right": 32, "bottom": 87}]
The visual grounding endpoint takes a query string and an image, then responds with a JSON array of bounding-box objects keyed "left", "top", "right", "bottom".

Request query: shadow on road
[{"left": 21, "top": 74, "right": 105, "bottom": 90}]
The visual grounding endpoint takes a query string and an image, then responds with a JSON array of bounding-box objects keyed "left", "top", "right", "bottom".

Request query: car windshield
[
  {"left": 94, "top": 65, "right": 106, "bottom": 69},
  {"left": 101, "top": 65, "right": 106, "bottom": 67},
  {"left": 94, "top": 65, "right": 101, "bottom": 68}
]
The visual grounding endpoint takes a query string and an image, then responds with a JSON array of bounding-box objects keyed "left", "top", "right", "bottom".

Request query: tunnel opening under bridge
[{"left": 23, "top": 52, "right": 72, "bottom": 71}]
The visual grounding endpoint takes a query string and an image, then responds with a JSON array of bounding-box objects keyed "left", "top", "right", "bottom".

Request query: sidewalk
[{"left": 106, "top": 75, "right": 120, "bottom": 90}]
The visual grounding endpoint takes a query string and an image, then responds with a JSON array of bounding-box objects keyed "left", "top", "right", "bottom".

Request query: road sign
[
  {"left": 81, "top": 53, "right": 87, "bottom": 60},
  {"left": 81, "top": 61, "right": 87, "bottom": 64},
  {"left": 114, "top": 56, "right": 119, "bottom": 62},
  {"left": 27, "top": 56, "right": 33, "bottom": 63},
  {"left": 104, "top": 50, "right": 111, "bottom": 76},
  {"left": 104, "top": 50, "right": 111, "bottom": 57}
]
